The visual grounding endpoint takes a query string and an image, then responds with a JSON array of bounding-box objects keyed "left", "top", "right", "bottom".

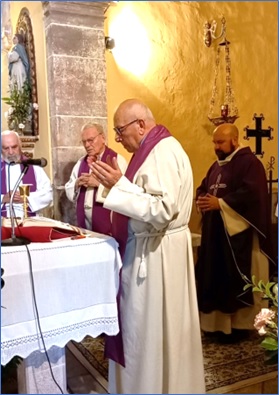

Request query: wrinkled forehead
[
  {"left": 81, "top": 127, "right": 99, "bottom": 138},
  {"left": 1, "top": 134, "right": 19, "bottom": 147},
  {"left": 114, "top": 104, "right": 139, "bottom": 125}
]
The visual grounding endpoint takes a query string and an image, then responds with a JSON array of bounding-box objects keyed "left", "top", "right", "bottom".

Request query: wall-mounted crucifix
[{"left": 243, "top": 113, "right": 273, "bottom": 157}]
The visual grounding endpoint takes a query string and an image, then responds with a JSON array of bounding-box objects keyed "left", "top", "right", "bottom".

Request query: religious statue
[{"left": 8, "top": 33, "right": 30, "bottom": 91}]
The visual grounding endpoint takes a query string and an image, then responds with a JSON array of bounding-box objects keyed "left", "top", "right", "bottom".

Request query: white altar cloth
[{"left": 1, "top": 234, "right": 122, "bottom": 366}]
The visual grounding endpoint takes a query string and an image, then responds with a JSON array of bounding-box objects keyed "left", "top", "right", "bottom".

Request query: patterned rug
[{"left": 72, "top": 331, "right": 278, "bottom": 392}]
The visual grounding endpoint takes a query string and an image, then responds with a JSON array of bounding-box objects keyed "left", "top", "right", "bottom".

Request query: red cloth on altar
[{"left": 1, "top": 225, "right": 80, "bottom": 243}]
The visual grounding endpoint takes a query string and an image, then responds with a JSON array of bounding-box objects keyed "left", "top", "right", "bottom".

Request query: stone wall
[{"left": 42, "top": 1, "right": 110, "bottom": 223}]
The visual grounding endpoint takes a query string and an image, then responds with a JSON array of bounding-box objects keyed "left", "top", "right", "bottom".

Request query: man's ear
[{"left": 138, "top": 119, "right": 145, "bottom": 130}]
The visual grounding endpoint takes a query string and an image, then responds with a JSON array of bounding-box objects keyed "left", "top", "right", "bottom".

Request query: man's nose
[
  {"left": 115, "top": 134, "right": 122, "bottom": 143},
  {"left": 8, "top": 147, "right": 14, "bottom": 154}
]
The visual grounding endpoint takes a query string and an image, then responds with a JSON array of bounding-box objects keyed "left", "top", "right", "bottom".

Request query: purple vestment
[
  {"left": 195, "top": 147, "right": 275, "bottom": 314},
  {"left": 1, "top": 158, "right": 37, "bottom": 217},
  {"left": 76, "top": 146, "right": 117, "bottom": 235}
]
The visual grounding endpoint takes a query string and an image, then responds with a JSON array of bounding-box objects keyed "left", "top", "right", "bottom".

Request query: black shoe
[{"left": 217, "top": 329, "right": 250, "bottom": 344}]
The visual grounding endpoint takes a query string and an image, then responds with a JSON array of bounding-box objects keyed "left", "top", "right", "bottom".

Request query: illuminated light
[{"left": 108, "top": 8, "right": 151, "bottom": 77}]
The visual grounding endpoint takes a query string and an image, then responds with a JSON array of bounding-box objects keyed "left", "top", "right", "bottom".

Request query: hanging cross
[
  {"left": 266, "top": 156, "right": 278, "bottom": 223},
  {"left": 244, "top": 113, "right": 273, "bottom": 157}
]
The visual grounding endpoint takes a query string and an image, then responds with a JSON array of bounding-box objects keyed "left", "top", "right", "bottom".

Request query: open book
[{"left": 1, "top": 217, "right": 90, "bottom": 242}]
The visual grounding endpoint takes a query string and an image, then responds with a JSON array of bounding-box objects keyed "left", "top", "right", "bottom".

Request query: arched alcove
[{"left": 16, "top": 7, "right": 38, "bottom": 137}]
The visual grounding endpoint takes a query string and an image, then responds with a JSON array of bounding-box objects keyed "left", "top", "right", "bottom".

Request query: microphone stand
[{"left": 1, "top": 164, "right": 31, "bottom": 247}]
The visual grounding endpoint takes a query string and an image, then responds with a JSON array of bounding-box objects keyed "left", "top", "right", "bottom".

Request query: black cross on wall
[{"left": 244, "top": 113, "right": 273, "bottom": 157}]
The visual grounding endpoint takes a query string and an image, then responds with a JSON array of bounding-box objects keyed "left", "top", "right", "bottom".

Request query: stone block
[
  {"left": 50, "top": 116, "right": 108, "bottom": 147},
  {"left": 46, "top": 24, "right": 104, "bottom": 58},
  {"left": 52, "top": 146, "right": 85, "bottom": 186},
  {"left": 47, "top": 57, "right": 107, "bottom": 117},
  {"left": 43, "top": 1, "right": 109, "bottom": 29}
]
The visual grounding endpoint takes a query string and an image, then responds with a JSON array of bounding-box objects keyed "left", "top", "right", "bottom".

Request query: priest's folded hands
[
  {"left": 90, "top": 155, "right": 122, "bottom": 189},
  {"left": 76, "top": 172, "right": 100, "bottom": 188},
  {"left": 196, "top": 193, "right": 220, "bottom": 212}
]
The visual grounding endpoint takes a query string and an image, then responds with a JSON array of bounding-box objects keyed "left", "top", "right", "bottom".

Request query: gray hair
[
  {"left": 81, "top": 123, "right": 106, "bottom": 136},
  {"left": 1, "top": 130, "right": 22, "bottom": 149}
]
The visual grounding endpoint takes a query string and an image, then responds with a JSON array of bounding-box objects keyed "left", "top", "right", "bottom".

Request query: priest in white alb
[
  {"left": 91, "top": 99, "right": 205, "bottom": 394},
  {"left": 1, "top": 130, "right": 53, "bottom": 219}
]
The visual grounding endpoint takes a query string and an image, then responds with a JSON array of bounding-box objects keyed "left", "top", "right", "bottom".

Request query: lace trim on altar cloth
[{"left": 1, "top": 317, "right": 119, "bottom": 365}]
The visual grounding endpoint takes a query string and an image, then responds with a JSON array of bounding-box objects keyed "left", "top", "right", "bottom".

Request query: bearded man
[
  {"left": 195, "top": 123, "right": 275, "bottom": 343},
  {"left": 1, "top": 130, "right": 52, "bottom": 218}
]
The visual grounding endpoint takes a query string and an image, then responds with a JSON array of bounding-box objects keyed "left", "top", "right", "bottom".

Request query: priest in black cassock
[{"left": 195, "top": 123, "right": 275, "bottom": 343}]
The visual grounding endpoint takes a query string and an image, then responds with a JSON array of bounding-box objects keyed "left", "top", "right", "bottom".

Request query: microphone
[{"left": 12, "top": 158, "right": 48, "bottom": 167}]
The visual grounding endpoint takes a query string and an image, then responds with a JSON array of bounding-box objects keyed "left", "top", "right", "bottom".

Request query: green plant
[
  {"left": 2, "top": 80, "right": 32, "bottom": 132},
  {"left": 244, "top": 276, "right": 278, "bottom": 363}
]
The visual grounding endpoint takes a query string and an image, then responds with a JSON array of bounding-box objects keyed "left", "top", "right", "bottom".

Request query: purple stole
[
  {"left": 105, "top": 124, "right": 171, "bottom": 367},
  {"left": 76, "top": 146, "right": 117, "bottom": 235},
  {"left": 1, "top": 158, "right": 37, "bottom": 217}
]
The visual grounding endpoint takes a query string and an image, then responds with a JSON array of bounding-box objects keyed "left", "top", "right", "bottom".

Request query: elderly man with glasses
[
  {"left": 90, "top": 99, "right": 205, "bottom": 394},
  {"left": 65, "top": 123, "right": 127, "bottom": 235}
]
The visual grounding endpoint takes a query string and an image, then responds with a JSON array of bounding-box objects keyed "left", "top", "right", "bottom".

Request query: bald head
[
  {"left": 213, "top": 123, "right": 239, "bottom": 139},
  {"left": 1, "top": 130, "right": 22, "bottom": 163},
  {"left": 113, "top": 99, "right": 157, "bottom": 153},
  {"left": 114, "top": 99, "right": 155, "bottom": 126},
  {"left": 212, "top": 123, "right": 239, "bottom": 160}
]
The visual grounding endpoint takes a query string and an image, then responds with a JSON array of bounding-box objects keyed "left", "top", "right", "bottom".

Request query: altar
[{"left": 1, "top": 233, "right": 122, "bottom": 394}]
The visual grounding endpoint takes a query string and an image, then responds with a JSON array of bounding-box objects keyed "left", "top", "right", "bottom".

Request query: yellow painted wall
[
  {"left": 104, "top": 1, "right": 278, "bottom": 231},
  {"left": 1, "top": 1, "right": 52, "bottom": 178},
  {"left": 2, "top": 1, "right": 277, "bottom": 231}
]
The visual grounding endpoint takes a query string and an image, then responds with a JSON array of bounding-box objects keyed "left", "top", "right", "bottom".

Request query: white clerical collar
[{"left": 217, "top": 144, "right": 244, "bottom": 166}]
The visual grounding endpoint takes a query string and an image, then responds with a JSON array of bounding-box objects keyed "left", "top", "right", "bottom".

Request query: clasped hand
[
  {"left": 76, "top": 173, "right": 100, "bottom": 188},
  {"left": 196, "top": 193, "right": 220, "bottom": 212},
  {"left": 2, "top": 191, "right": 23, "bottom": 204}
]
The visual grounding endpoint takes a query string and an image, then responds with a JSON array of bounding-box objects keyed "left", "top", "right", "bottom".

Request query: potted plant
[{"left": 2, "top": 80, "right": 38, "bottom": 136}]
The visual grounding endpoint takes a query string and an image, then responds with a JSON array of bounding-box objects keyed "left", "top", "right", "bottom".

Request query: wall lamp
[
  {"left": 105, "top": 36, "right": 115, "bottom": 50},
  {"left": 203, "top": 16, "right": 230, "bottom": 47}
]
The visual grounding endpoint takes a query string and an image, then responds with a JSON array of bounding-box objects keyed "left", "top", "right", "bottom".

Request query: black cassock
[{"left": 196, "top": 146, "right": 275, "bottom": 314}]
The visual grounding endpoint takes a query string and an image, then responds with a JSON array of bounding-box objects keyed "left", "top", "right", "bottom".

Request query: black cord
[
  {"left": 7, "top": 162, "right": 21, "bottom": 225},
  {"left": 8, "top": 162, "right": 12, "bottom": 199},
  {"left": 24, "top": 244, "right": 64, "bottom": 394}
]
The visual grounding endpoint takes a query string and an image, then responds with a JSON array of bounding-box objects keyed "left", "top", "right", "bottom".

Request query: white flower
[
  {"left": 8, "top": 107, "right": 14, "bottom": 115},
  {"left": 18, "top": 123, "right": 25, "bottom": 130},
  {"left": 33, "top": 103, "right": 39, "bottom": 110},
  {"left": 254, "top": 308, "right": 276, "bottom": 336},
  {"left": 258, "top": 326, "right": 267, "bottom": 335}
]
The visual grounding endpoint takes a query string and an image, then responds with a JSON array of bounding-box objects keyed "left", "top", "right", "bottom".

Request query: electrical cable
[
  {"left": 24, "top": 244, "right": 64, "bottom": 394},
  {"left": 6, "top": 163, "right": 63, "bottom": 393}
]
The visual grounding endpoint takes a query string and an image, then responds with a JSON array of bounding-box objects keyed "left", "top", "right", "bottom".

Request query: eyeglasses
[
  {"left": 113, "top": 119, "right": 139, "bottom": 136},
  {"left": 81, "top": 133, "right": 102, "bottom": 146}
]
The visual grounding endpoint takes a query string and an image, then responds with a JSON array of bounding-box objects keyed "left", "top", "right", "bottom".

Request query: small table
[{"left": 1, "top": 233, "right": 122, "bottom": 394}]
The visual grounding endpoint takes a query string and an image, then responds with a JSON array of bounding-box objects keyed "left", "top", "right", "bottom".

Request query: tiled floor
[
  {"left": 2, "top": 343, "right": 277, "bottom": 394},
  {"left": 65, "top": 341, "right": 278, "bottom": 395}
]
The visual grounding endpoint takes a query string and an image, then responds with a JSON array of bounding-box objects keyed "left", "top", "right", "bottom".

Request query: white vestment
[
  {"left": 1, "top": 163, "right": 53, "bottom": 218},
  {"left": 104, "top": 137, "right": 205, "bottom": 394},
  {"left": 65, "top": 152, "right": 127, "bottom": 229}
]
